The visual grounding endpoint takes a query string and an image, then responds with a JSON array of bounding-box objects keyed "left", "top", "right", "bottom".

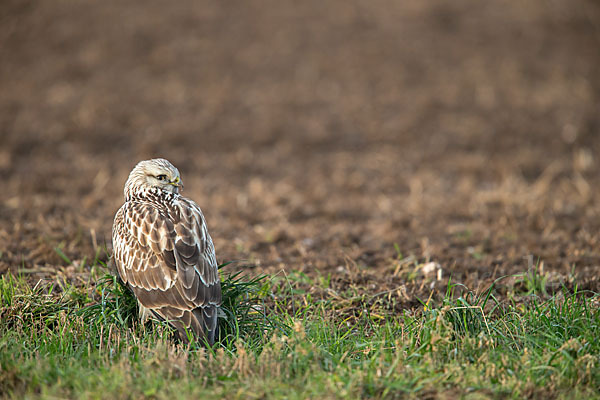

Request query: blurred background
[{"left": 1, "top": 1, "right": 599, "bottom": 297}]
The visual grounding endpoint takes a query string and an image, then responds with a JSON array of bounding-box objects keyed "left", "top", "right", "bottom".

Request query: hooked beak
[{"left": 169, "top": 177, "right": 183, "bottom": 189}]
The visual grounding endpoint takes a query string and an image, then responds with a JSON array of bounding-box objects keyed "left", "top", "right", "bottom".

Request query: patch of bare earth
[{"left": 1, "top": 0, "right": 599, "bottom": 305}]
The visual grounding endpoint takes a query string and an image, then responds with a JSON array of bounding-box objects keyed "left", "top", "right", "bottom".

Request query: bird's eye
[{"left": 157, "top": 174, "right": 167, "bottom": 181}]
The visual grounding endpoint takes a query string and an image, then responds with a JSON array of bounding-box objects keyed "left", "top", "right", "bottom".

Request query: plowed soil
[{"left": 1, "top": 0, "right": 599, "bottom": 306}]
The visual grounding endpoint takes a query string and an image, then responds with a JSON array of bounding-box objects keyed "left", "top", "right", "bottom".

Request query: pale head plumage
[
  {"left": 112, "top": 158, "right": 221, "bottom": 345},
  {"left": 124, "top": 158, "right": 183, "bottom": 199}
]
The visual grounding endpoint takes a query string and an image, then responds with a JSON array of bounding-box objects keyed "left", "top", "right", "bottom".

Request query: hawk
[{"left": 112, "top": 158, "right": 221, "bottom": 345}]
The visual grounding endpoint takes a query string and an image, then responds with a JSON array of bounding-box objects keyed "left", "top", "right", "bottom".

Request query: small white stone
[{"left": 422, "top": 261, "right": 439, "bottom": 275}]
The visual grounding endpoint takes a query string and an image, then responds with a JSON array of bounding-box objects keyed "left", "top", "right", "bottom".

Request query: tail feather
[
  {"left": 192, "top": 305, "right": 218, "bottom": 345},
  {"left": 146, "top": 305, "right": 220, "bottom": 346}
]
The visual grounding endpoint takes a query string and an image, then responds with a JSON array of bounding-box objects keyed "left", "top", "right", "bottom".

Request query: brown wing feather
[{"left": 112, "top": 195, "right": 221, "bottom": 345}]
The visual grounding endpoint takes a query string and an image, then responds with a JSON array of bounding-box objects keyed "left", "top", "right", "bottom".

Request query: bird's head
[{"left": 124, "top": 158, "right": 183, "bottom": 199}]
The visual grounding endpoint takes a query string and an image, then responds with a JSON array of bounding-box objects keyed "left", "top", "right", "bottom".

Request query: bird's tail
[
  {"left": 149, "top": 306, "right": 219, "bottom": 346},
  {"left": 189, "top": 305, "right": 219, "bottom": 346}
]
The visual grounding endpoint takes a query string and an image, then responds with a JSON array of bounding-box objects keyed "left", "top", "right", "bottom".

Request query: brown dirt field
[{"left": 1, "top": 0, "right": 599, "bottom": 306}]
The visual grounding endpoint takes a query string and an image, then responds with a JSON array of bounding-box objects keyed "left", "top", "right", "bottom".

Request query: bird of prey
[{"left": 112, "top": 158, "right": 221, "bottom": 345}]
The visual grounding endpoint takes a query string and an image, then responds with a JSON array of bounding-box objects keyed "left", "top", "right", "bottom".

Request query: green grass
[{"left": 0, "top": 268, "right": 599, "bottom": 399}]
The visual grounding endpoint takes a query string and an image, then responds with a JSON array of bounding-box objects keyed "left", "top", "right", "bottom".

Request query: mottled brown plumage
[{"left": 112, "top": 158, "right": 221, "bottom": 345}]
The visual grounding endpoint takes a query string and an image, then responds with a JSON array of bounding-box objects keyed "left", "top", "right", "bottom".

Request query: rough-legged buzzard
[{"left": 112, "top": 158, "right": 221, "bottom": 345}]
